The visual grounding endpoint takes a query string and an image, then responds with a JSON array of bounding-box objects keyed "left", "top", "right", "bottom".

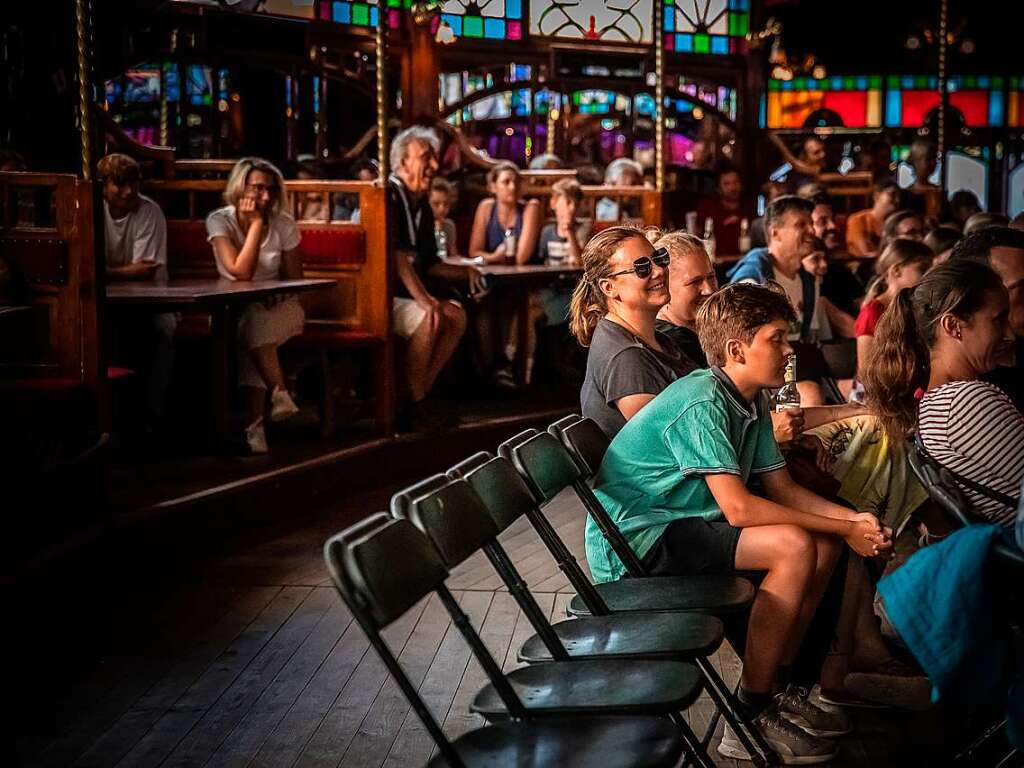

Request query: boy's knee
[{"left": 777, "top": 525, "right": 816, "bottom": 564}]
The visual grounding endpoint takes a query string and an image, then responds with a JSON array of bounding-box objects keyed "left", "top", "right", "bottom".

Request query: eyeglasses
[
  {"left": 607, "top": 247, "right": 670, "bottom": 279},
  {"left": 245, "top": 183, "right": 277, "bottom": 194}
]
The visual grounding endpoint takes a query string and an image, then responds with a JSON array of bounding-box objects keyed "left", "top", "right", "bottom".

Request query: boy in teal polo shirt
[{"left": 588, "top": 283, "right": 892, "bottom": 765}]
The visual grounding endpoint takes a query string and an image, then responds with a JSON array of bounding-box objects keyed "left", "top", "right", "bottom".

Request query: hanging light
[
  {"left": 411, "top": 0, "right": 443, "bottom": 26},
  {"left": 435, "top": 20, "right": 456, "bottom": 44}
]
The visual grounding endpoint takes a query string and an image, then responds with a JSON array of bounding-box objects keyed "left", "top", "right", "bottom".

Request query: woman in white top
[
  {"left": 864, "top": 259, "right": 1023, "bottom": 526},
  {"left": 206, "top": 157, "right": 304, "bottom": 453}
]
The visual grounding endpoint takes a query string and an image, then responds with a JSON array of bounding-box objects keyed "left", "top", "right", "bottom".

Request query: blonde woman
[{"left": 206, "top": 157, "right": 304, "bottom": 453}]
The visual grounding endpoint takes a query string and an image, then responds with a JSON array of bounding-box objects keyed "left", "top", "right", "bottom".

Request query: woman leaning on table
[{"left": 206, "top": 157, "right": 304, "bottom": 455}]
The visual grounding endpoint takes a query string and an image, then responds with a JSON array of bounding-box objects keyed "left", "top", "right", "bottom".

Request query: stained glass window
[
  {"left": 1010, "top": 77, "right": 1024, "bottom": 128},
  {"left": 572, "top": 90, "right": 631, "bottom": 115},
  {"left": 672, "top": 77, "right": 736, "bottom": 121},
  {"left": 438, "top": 0, "right": 523, "bottom": 40},
  {"left": 885, "top": 75, "right": 1003, "bottom": 128},
  {"left": 767, "top": 76, "right": 883, "bottom": 129},
  {"left": 664, "top": 0, "right": 747, "bottom": 55},
  {"left": 530, "top": 0, "right": 654, "bottom": 44},
  {"left": 317, "top": 0, "right": 411, "bottom": 30}
]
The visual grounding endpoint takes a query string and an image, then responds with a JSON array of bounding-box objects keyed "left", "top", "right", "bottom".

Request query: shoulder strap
[{"left": 916, "top": 437, "right": 1020, "bottom": 510}]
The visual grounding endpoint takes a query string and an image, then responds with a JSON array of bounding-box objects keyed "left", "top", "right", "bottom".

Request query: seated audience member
[
  {"left": 905, "top": 138, "right": 943, "bottom": 220},
  {"left": 950, "top": 226, "right": 1024, "bottom": 412},
  {"left": 571, "top": 226, "right": 696, "bottom": 438},
  {"left": 596, "top": 158, "right": 644, "bottom": 221},
  {"left": 964, "top": 211, "right": 1010, "bottom": 236},
  {"left": 528, "top": 153, "right": 564, "bottom": 170},
  {"left": 924, "top": 226, "right": 961, "bottom": 264},
  {"left": 696, "top": 168, "right": 757, "bottom": 256},
  {"left": 769, "top": 132, "right": 827, "bottom": 192},
  {"left": 333, "top": 159, "right": 379, "bottom": 222},
  {"left": 293, "top": 158, "right": 331, "bottom": 222},
  {"left": 853, "top": 240, "right": 933, "bottom": 388},
  {"left": 429, "top": 177, "right": 458, "bottom": 259},
  {"left": 948, "top": 189, "right": 981, "bottom": 230},
  {"left": 727, "top": 195, "right": 832, "bottom": 404},
  {"left": 539, "top": 179, "right": 589, "bottom": 267},
  {"left": 206, "top": 157, "right": 304, "bottom": 453},
  {"left": 845, "top": 180, "right": 900, "bottom": 258},
  {"left": 468, "top": 161, "right": 542, "bottom": 383},
  {"left": 800, "top": 237, "right": 856, "bottom": 339},
  {"left": 749, "top": 180, "right": 788, "bottom": 249},
  {"left": 879, "top": 209, "right": 925, "bottom": 254},
  {"left": 810, "top": 195, "right": 864, "bottom": 329},
  {"left": 809, "top": 194, "right": 840, "bottom": 252},
  {"left": 654, "top": 231, "right": 715, "bottom": 367},
  {"left": 590, "top": 282, "right": 892, "bottom": 763},
  {"left": 386, "top": 127, "right": 468, "bottom": 429},
  {"left": 864, "top": 260, "right": 1022, "bottom": 527},
  {"left": 98, "top": 153, "right": 175, "bottom": 432}
]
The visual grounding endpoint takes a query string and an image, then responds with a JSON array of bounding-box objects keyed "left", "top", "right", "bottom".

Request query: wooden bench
[{"left": 146, "top": 179, "right": 394, "bottom": 435}]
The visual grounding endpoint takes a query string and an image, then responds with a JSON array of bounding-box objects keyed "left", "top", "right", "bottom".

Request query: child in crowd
[
  {"left": 428, "top": 177, "right": 458, "bottom": 259},
  {"left": 207, "top": 157, "right": 305, "bottom": 454},
  {"left": 535, "top": 178, "right": 590, "bottom": 330},
  {"left": 590, "top": 282, "right": 892, "bottom": 763},
  {"left": 852, "top": 239, "right": 933, "bottom": 396},
  {"left": 865, "top": 260, "right": 1022, "bottom": 527}
]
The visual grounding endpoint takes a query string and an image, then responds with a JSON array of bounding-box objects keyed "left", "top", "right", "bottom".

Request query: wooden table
[
  {"left": 443, "top": 258, "right": 583, "bottom": 386},
  {"left": 106, "top": 278, "right": 334, "bottom": 442}
]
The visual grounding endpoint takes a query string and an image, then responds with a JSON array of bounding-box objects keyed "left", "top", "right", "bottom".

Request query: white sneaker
[
  {"left": 718, "top": 706, "right": 838, "bottom": 765},
  {"left": 776, "top": 685, "right": 852, "bottom": 737},
  {"left": 270, "top": 386, "right": 299, "bottom": 422},
  {"left": 245, "top": 418, "right": 268, "bottom": 454}
]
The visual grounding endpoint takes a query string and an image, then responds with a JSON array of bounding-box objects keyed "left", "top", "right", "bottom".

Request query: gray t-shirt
[
  {"left": 538, "top": 222, "right": 591, "bottom": 264},
  {"left": 581, "top": 318, "right": 697, "bottom": 438}
]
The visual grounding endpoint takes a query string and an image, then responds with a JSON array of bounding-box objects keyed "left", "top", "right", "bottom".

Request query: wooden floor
[{"left": 10, "top": 480, "right": 955, "bottom": 767}]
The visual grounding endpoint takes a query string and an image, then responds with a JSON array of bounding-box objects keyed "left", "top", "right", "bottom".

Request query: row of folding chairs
[{"left": 323, "top": 414, "right": 777, "bottom": 767}]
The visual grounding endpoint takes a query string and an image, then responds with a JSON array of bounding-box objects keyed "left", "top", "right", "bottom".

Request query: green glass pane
[
  {"left": 463, "top": 15, "right": 484, "bottom": 37},
  {"left": 352, "top": 3, "right": 369, "bottom": 25},
  {"left": 694, "top": 34, "right": 709, "bottom": 53},
  {"left": 842, "top": 76, "right": 854, "bottom": 89},
  {"left": 915, "top": 75, "right": 928, "bottom": 88},
  {"left": 728, "top": 13, "right": 740, "bottom": 36},
  {"left": 737, "top": 15, "right": 748, "bottom": 36},
  {"left": 887, "top": 75, "right": 899, "bottom": 88},
  {"left": 869, "top": 75, "right": 882, "bottom": 89},
  {"left": 387, "top": 0, "right": 400, "bottom": 6},
  {"left": 964, "top": 75, "right": 976, "bottom": 88},
  {"left": 768, "top": 79, "right": 781, "bottom": 91},
  {"left": 993, "top": 76, "right": 1004, "bottom": 89}
]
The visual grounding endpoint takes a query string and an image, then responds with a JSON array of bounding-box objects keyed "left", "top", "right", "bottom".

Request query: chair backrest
[
  {"left": 554, "top": 417, "right": 609, "bottom": 478},
  {"left": 910, "top": 442, "right": 977, "bottom": 529},
  {"left": 500, "top": 430, "right": 583, "bottom": 503},
  {"left": 390, "top": 473, "right": 451, "bottom": 520},
  {"left": 453, "top": 454, "right": 538, "bottom": 534},
  {"left": 324, "top": 513, "right": 449, "bottom": 629},
  {"left": 394, "top": 476, "right": 502, "bottom": 569}
]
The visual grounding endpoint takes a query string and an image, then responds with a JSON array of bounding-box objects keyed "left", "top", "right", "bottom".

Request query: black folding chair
[
  {"left": 446, "top": 451, "right": 775, "bottom": 767},
  {"left": 389, "top": 475, "right": 718, "bottom": 768},
  {"left": 324, "top": 514, "right": 690, "bottom": 768}
]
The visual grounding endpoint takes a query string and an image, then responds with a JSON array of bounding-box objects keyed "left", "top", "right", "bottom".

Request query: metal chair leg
[
  {"left": 670, "top": 711, "right": 719, "bottom": 768},
  {"left": 696, "top": 656, "right": 777, "bottom": 767}
]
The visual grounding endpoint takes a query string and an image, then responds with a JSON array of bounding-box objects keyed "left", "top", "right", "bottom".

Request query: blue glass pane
[
  {"left": 369, "top": 6, "right": 378, "bottom": 25},
  {"left": 664, "top": 6, "right": 674, "bottom": 32},
  {"left": 885, "top": 94, "right": 901, "bottom": 127},
  {"left": 711, "top": 36, "right": 728, "bottom": 54},
  {"left": 506, "top": 0, "right": 521, "bottom": 19},
  {"left": 901, "top": 76, "right": 915, "bottom": 89},
  {"left": 989, "top": 91, "right": 1005, "bottom": 127},
  {"left": 442, "top": 13, "right": 461, "bottom": 35},
  {"left": 856, "top": 76, "right": 868, "bottom": 89},
  {"left": 484, "top": 18, "right": 505, "bottom": 38},
  {"left": 675, "top": 33, "right": 693, "bottom": 52},
  {"left": 332, "top": 2, "right": 350, "bottom": 23}
]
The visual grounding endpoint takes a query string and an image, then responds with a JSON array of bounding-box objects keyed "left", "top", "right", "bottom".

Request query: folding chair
[
  {"left": 445, "top": 452, "right": 775, "bottom": 767},
  {"left": 324, "top": 514, "right": 689, "bottom": 768},
  {"left": 389, "top": 476, "right": 717, "bottom": 768}
]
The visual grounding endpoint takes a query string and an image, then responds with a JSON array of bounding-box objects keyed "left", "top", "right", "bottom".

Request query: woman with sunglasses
[
  {"left": 570, "top": 225, "right": 697, "bottom": 438},
  {"left": 207, "top": 157, "right": 305, "bottom": 454}
]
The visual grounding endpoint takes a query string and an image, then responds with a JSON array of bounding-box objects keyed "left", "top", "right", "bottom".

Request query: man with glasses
[{"left": 387, "top": 126, "right": 467, "bottom": 431}]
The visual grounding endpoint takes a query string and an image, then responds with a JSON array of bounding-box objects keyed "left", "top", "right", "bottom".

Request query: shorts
[
  {"left": 641, "top": 517, "right": 742, "bottom": 577},
  {"left": 392, "top": 297, "right": 428, "bottom": 339}
]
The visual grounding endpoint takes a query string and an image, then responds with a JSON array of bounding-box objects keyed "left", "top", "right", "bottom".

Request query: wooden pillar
[
  {"left": 402, "top": 20, "right": 441, "bottom": 124},
  {"left": 375, "top": 3, "right": 389, "bottom": 176},
  {"left": 654, "top": 1, "right": 664, "bottom": 193}
]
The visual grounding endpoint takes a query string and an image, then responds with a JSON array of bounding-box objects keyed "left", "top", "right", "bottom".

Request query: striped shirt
[{"left": 918, "top": 380, "right": 1024, "bottom": 527}]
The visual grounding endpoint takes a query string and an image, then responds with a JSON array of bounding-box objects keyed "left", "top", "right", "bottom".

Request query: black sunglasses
[{"left": 607, "top": 247, "right": 670, "bottom": 279}]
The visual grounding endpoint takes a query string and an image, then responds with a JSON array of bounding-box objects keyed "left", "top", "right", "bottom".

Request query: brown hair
[
  {"left": 863, "top": 260, "right": 1005, "bottom": 438},
  {"left": 879, "top": 209, "right": 922, "bottom": 252},
  {"left": 487, "top": 161, "right": 521, "bottom": 186},
  {"left": 696, "top": 283, "right": 796, "bottom": 367},
  {"left": 568, "top": 225, "right": 648, "bottom": 346},
  {"left": 430, "top": 176, "right": 456, "bottom": 198},
  {"left": 863, "top": 238, "right": 933, "bottom": 302},
  {"left": 550, "top": 178, "right": 582, "bottom": 204},
  {"left": 97, "top": 153, "right": 140, "bottom": 185}
]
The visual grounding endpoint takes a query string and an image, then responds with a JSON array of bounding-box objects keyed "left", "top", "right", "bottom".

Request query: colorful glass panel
[
  {"left": 766, "top": 76, "right": 882, "bottom": 129},
  {"left": 318, "top": 0, "right": 410, "bottom": 30},
  {"left": 1007, "top": 77, "right": 1023, "bottom": 128},
  {"left": 664, "top": 0, "right": 747, "bottom": 55},
  {"left": 885, "top": 75, "right": 1004, "bottom": 128},
  {"left": 530, "top": 0, "right": 653, "bottom": 44},
  {"left": 439, "top": 0, "right": 522, "bottom": 40}
]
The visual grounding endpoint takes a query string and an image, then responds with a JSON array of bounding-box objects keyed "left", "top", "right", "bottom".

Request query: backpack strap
[{"left": 916, "top": 437, "right": 1020, "bottom": 510}]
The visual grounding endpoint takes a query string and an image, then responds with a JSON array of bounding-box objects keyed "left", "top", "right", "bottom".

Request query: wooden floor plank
[
  {"left": 201, "top": 589, "right": 352, "bottom": 768},
  {"left": 70, "top": 585, "right": 282, "bottom": 768},
  {"left": 114, "top": 586, "right": 308, "bottom": 768}
]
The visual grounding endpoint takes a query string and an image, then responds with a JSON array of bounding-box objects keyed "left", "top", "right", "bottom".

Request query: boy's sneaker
[
  {"left": 718, "top": 706, "right": 838, "bottom": 765},
  {"left": 270, "top": 386, "right": 299, "bottom": 422},
  {"left": 245, "top": 418, "right": 268, "bottom": 454},
  {"left": 777, "top": 685, "right": 852, "bottom": 737}
]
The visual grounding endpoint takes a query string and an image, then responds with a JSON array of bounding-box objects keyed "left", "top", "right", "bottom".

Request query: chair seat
[
  {"left": 427, "top": 715, "right": 685, "bottom": 768},
  {"left": 518, "top": 612, "right": 724, "bottom": 664},
  {"left": 568, "top": 575, "right": 755, "bottom": 618},
  {"left": 471, "top": 659, "right": 701, "bottom": 719}
]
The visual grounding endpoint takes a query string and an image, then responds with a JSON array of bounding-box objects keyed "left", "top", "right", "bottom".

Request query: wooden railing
[{"left": 0, "top": 172, "right": 99, "bottom": 387}]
